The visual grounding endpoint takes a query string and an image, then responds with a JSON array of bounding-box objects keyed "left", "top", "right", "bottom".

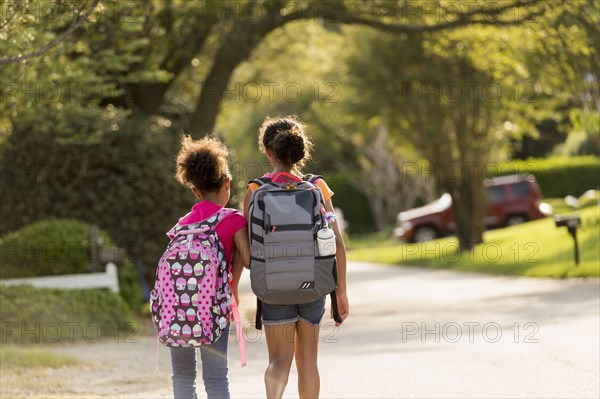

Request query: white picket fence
[{"left": 0, "top": 263, "right": 120, "bottom": 293}]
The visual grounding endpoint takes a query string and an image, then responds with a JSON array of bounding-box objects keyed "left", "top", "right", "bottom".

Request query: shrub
[
  {"left": 489, "top": 156, "right": 600, "bottom": 198},
  {"left": 324, "top": 173, "right": 376, "bottom": 234},
  {"left": 0, "top": 219, "right": 143, "bottom": 311},
  {"left": 0, "top": 219, "right": 90, "bottom": 278},
  {"left": 0, "top": 114, "right": 191, "bottom": 286},
  {"left": 0, "top": 285, "right": 135, "bottom": 344},
  {"left": 117, "top": 259, "right": 144, "bottom": 312}
]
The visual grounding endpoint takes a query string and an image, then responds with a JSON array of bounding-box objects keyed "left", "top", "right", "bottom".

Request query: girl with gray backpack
[{"left": 243, "top": 116, "right": 350, "bottom": 398}]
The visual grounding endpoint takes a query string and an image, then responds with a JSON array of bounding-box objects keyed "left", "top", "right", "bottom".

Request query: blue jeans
[{"left": 170, "top": 324, "right": 230, "bottom": 399}]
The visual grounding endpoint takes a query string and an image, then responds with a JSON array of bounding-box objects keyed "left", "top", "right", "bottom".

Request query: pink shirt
[{"left": 177, "top": 200, "right": 247, "bottom": 263}]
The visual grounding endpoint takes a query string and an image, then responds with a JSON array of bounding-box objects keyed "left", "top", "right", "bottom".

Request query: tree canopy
[{"left": 1, "top": 0, "right": 597, "bottom": 260}]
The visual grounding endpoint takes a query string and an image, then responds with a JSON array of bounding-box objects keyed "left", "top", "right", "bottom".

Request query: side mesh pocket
[{"left": 314, "top": 255, "right": 337, "bottom": 297}]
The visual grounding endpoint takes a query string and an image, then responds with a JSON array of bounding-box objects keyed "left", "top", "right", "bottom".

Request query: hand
[{"left": 332, "top": 291, "right": 349, "bottom": 327}]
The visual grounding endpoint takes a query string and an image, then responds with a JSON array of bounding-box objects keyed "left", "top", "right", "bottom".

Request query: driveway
[{"left": 5, "top": 261, "right": 599, "bottom": 398}]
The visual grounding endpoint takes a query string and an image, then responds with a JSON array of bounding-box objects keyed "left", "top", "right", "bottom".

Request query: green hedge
[
  {"left": 0, "top": 115, "right": 191, "bottom": 287},
  {"left": 488, "top": 156, "right": 600, "bottom": 198},
  {"left": 0, "top": 220, "right": 90, "bottom": 278},
  {"left": 0, "top": 285, "right": 135, "bottom": 344},
  {"left": 0, "top": 219, "right": 142, "bottom": 311},
  {"left": 324, "top": 172, "right": 375, "bottom": 234}
]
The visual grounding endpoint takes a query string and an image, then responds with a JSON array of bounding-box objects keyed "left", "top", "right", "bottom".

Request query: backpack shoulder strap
[
  {"left": 214, "top": 208, "right": 239, "bottom": 227},
  {"left": 303, "top": 174, "right": 323, "bottom": 185},
  {"left": 249, "top": 177, "right": 272, "bottom": 187},
  {"left": 166, "top": 223, "right": 179, "bottom": 239},
  {"left": 173, "top": 208, "right": 236, "bottom": 236}
]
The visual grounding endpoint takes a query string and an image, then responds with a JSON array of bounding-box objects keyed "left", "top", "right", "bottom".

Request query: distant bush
[
  {"left": 0, "top": 115, "right": 190, "bottom": 286},
  {"left": 325, "top": 173, "right": 375, "bottom": 233},
  {"left": 0, "top": 219, "right": 142, "bottom": 311},
  {"left": 488, "top": 156, "right": 599, "bottom": 198},
  {"left": 0, "top": 219, "right": 90, "bottom": 278},
  {"left": 0, "top": 285, "right": 135, "bottom": 344}
]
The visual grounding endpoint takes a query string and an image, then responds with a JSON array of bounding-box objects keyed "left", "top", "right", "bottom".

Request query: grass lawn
[
  {"left": 0, "top": 346, "right": 88, "bottom": 399},
  {"left": 348, "top": 205, "right": 600, "bottom": 278},
  {"left": 0, "top": 346, "right": 83, "bottom": 369}
]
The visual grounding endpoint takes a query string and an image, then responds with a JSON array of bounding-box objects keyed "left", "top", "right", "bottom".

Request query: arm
[
  {"left": 325, "top": 198, "right": 349, "bottom": 326},
  {"left": 243, "top": 189, "right": 252, "bottom": 221},
  {"left": 233, "top": 226, "right": 250, "bottom": 269},
  {"left": 241, "top": 188, "right": 253, "bottom": 269},
  {"left": 231, "top": 226, "right": 249, "bottom": 306},
  {"left": 231, "top": 248, "right": 244, "bottom": 305}
]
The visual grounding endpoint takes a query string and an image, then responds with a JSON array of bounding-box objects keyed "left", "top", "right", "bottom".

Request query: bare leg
[
  {"left": 295, "top": 320, "right": 320, "bottom": 399},
  {"left": 265, "top": 323, "right": 296, "bottom": 399}
]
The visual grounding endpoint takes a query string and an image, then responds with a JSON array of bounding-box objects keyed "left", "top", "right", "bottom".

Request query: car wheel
[
  {"left": 506, "top": 215, "right": 527, "bottom": 226},
  {"left": 413, "top": 226, "right": 438, "bottom": 243}
]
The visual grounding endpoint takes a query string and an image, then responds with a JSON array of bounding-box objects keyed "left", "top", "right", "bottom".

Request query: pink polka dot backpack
[{"left": 150, "top": 208, "right": 246, "bottom": 366}]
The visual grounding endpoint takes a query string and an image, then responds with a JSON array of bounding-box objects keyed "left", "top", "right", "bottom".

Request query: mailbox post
[
  {"left": 89, "top": 225, "right": 125, "bottom": 272},
  {"left": 90, "top": 225, "right": 100, "bottom": 272},
  {"left": 554, "top": 215, "right": 581, "bottom": 265}
]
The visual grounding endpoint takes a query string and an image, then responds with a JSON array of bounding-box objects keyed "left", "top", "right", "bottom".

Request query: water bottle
[{"left": 317, "top": 228, "right": 336, "bottom": 256}]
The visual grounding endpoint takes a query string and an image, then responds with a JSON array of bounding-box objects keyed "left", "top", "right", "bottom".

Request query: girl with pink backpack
[{"left": 151, "top": 136, "right": 250, "bottom": 399}]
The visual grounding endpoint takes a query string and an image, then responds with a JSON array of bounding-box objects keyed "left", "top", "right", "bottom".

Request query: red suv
[{"left": 395, "top": 174, "right": 553, "bottom": 243}]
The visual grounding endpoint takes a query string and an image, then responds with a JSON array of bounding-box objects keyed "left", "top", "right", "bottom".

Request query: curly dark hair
[
  {"left": 258, "top": 115, "right": 313, "bottom": 168},
  {"left": 175, "top": 135, "right": 230, "bottom": 193}
]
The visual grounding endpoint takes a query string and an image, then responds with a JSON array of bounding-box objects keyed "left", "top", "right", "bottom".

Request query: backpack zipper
[{"left": 264, "top": 223, "right": 314, "bottom": 233}]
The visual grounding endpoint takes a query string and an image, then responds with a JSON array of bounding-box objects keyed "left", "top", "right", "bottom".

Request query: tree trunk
[
  {"left": 189, "top": 48, "right": 248, "bottom": 136},
  {"left": 446, "top": 168, "right": 487, "bottom": 252},
  {"left": 188, "top": 24, "right": 277, "bottom": 136},
  {"left": 125, "top": 82, "right": 169, "bottom": 115},
  {"left": 189, "top": 4, "right": 300, "bottom": 136}
]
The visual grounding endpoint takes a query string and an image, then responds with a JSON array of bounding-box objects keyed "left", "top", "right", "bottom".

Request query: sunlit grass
[
  {"left": 349, "top": 205, "right": 600, "bottom": 278},
  {"left": 544, "top": 197, "right": 577, "bottom": 215},
  {"left": 346, "top": 226, "right": 396, "bottom": 250},
  {"left": 0, "top": 346, "right": 83, "bottom": 369}
]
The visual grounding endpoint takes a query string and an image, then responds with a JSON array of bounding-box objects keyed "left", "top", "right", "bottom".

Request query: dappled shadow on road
[
  {"left": 348, "top": 261, "right": 599, "bottom": 322},
  {"left": 332, "top": 262, "right": 600, "bottom": 359},
  {"left": 6, "top": 262, "right": 596, "bottom": 398}
]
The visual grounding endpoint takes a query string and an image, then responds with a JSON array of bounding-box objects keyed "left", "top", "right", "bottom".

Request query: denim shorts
[{"left": 262, "top": 297, "right": 326, "bottom": 326}]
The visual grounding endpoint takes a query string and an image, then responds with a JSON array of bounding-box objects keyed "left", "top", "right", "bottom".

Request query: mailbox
[
  {"left": 554, "top": 215, "right": 581, "bottom": 229},
  {"left": 554, "top": 214, "right": 581, "bottom": 265},
  {"left": 99, "top": 247, "right": 126, "bottom": 264}
]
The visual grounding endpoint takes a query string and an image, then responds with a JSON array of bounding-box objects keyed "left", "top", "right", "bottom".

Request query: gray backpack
[{"left": 248, "top": 174, "right": 342, "bottom": 329}]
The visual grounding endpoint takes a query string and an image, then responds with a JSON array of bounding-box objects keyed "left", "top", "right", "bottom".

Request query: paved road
[{"left": 30, "top": 262, "right": 600, "bottom": 398}]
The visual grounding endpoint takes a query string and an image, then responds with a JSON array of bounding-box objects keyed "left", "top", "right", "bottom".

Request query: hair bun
[
  {"left": 258, "top": 116, "right": 313, "bottom": 168},
  {"left": 272, "top": 130, "right": 304, "bottom": 166}
]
